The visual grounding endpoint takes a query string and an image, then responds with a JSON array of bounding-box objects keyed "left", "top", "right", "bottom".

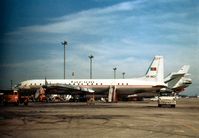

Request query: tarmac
[{"left": 0, "top": 99, "right": 199, "bottom": 138}]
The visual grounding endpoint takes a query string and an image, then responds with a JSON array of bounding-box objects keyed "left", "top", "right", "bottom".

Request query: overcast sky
[{"left": 0, "top": 0, "right": 198, "bottom": 96}]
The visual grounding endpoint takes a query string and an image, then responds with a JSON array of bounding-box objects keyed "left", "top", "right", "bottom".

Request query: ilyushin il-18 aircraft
[{"left": 16, "top": 56, "right": 167, "bottom": 102}]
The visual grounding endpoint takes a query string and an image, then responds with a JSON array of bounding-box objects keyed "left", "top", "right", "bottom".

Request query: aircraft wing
[{"left": 45, "top": 84, "right": 95, "bottom": 94}]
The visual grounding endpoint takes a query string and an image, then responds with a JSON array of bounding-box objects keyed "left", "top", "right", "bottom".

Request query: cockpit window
[{"left": 15, "top": 83, "right": 21, "bottom": 88}]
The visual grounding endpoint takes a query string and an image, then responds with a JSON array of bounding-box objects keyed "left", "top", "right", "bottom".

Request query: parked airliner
[{"left": 16, "top": 56, "right": 166, "bottom": 102}]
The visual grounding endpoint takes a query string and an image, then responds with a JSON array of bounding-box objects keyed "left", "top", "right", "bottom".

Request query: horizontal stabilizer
[
  {"left": 164, "top": 65, "right": 191, "bottom": 90},
  {"left": 165, "top": 65, "right": 190, "bottom": 83}
]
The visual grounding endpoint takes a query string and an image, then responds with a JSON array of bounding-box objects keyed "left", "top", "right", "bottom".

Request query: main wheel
[
  {"left": 171, "top": 105, "right": 176, "bottom": 108},
  {"left": 15, "top": 101, "right": 19, "bottom": 106}
]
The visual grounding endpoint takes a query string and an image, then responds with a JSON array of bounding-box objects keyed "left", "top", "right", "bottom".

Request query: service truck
[
  {"left": 2, "top": 90, "right": 29, "bottom": 106},
  {"left": 158, "top": 91, "right": 177, "bottom": 108}
]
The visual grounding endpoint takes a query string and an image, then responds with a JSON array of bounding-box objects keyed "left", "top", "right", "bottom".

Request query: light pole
[
  {"left": 89, "top": 55, "right": 94, "bottom": 79},
  {"left": 122, "top": 72, "right": 125, "bottom": 79},
  {"left": 61, "top": 41, "right": 67, "bottom": 79},
  {"left": 113, "top": 67, "right": 117, "bottom": 79},
  {"left": 72, "top": 72, "right": 75, "bottom": 79},
  {"left": 10, "top": 80, "right": 13, "bottom": 90}
]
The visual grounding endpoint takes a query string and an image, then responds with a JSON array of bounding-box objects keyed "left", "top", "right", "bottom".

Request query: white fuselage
[
  {"left": 17, "top": 56, "right": 166, "bottom": 96},
  {"left": 18, "top": 78, "right": 165, "bottom": 95}
]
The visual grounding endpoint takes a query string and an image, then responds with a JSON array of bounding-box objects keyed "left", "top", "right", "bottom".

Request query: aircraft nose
[{"left": 15, "top": 83, "right": 22, "bottom": 89}]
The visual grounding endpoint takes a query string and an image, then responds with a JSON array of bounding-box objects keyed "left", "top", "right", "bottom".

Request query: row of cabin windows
[
  {"left": 118, "top": 83, "right": 128, "bottom": 85},
  {"left": 29, "top": 83, "right": 42, "bottom": 86},
  {"left": 69, "top": 83, "right": 103, "bottom": 86},
  {"left": 29, "top": 82, "right": 53, "bottom": 86},
  {"left": 29, "top": 83, "right": 129, "bottom": 86},
  {"left": 68, "top": 83, "right": 128, "bottom": 86}
]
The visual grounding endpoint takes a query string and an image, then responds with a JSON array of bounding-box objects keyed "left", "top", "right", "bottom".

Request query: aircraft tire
[
  {"left": 171, "top": 105, "right": 176, "bottom": 108},
  {"left": 15, "top": 101, "right": 19, "bottom": 106}
]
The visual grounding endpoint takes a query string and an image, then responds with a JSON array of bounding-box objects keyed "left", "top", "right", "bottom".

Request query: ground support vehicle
[
  {"left": 158, "top": 91, "right": 176, "bottom": 108},
  {"left": 2, "top": 90, "right": 29, "bottom": 106}
]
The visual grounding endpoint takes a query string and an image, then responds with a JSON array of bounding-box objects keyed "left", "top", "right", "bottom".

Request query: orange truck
[{"left": 2, "top": 90, "right": 29, "bottom": 106}]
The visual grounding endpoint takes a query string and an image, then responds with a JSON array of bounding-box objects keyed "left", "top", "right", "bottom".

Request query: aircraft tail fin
[
  {"left": 177, "top": 65, "right": 190, "bottom": 74},
  {"left": 145, "top": 56, "right": 164, "bottom": 82}
]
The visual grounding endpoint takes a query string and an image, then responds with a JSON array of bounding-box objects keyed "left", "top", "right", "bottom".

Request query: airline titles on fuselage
[{"left": 70, "top": 81, "right": 95, "bottom": 84}]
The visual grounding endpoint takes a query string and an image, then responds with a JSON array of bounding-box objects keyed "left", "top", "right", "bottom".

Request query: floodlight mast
[
  {"left": 61, "top": 41, "right": 68, "bottom": 79},
  {"left": 122, "top": 72, "right": 125, "bottom": 79},
  {"left": 89, "top": 55, "right": 94, "bottom": 79},
  {"left": 113, "top": 67, "right": 117, "bottom": 79}
]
